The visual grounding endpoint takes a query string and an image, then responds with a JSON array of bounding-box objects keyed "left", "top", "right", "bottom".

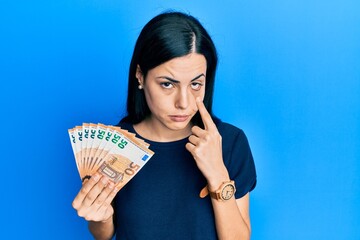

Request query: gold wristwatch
[
  {"left": 202, "top": 180, "right": 236, "bottom": 201},
  {"left": 209, "top": 180, "right": 236, "bottom": 201}
]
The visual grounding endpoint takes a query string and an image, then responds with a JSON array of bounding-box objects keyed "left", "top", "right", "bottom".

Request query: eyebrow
[{"left": 156, "top": 74, "right": 205, "bottom": 83}]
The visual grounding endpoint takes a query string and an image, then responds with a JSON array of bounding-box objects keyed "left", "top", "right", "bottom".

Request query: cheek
[
  {"left": 192, "top": 88, "right": 206, "bottom": 100},
  {"left": 189, "top": 89, "right": 205, "bottom": 111},
  {"left": 192, "top": 89, "right": 205, "bottom": 98},
  {"left": 144, "top": 90, "right": 171, "bottom": 113}
]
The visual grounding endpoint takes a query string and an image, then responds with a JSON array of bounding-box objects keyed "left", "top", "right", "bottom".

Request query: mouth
[{"left": 168, "top": 115, "right": 190, "bottom": 122}]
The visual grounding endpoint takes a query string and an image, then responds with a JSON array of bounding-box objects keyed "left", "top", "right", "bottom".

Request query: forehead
[{"left": 150, "top": 53, "right": 207, "bottom": 79}]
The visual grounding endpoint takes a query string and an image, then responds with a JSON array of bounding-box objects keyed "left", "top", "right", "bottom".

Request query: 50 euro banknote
[{"left": 68, "top": 123, "right": 154, "bottom": 190}]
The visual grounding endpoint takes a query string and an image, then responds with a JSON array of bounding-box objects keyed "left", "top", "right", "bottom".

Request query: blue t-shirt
[{"left": 114, "top": 119, "right": 256, "bottom": 239}]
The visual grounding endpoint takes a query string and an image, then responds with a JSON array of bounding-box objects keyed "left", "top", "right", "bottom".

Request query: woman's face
[{"left": 137, "top": 53, "right": 207, "bottom": 134}]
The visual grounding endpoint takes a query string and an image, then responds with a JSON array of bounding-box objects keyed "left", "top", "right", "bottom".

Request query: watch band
[
  {"left": 209, "top": 191, "right": 221, "bottom": 200},
  {"left": 199, "top": 186, "right": 209, "bottom": 198},
  {"left": 199, "top": 180, "right": 236, "bottom": 201}
]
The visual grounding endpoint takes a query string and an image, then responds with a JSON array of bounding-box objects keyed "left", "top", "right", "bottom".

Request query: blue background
[{"left": 1, "top": 0, "right": 359, "bottom": 239}]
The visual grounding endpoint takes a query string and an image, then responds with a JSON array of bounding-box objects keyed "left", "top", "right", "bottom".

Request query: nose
[{"left": 175, "top": 88, "right": 191, "bottom": 109}]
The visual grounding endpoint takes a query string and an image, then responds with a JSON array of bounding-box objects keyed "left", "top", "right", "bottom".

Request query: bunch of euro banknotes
[{"left": 68, "top": 123, "right": 154, "bottom": 190}]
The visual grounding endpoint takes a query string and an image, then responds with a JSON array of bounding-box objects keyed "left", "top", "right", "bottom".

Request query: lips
[{"left": 168, "top": 115, "right": 190, "bottom": 122}]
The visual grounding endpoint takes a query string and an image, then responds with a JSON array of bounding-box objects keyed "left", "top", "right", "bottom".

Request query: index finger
[{"left": 196, "top": 97, "right": 216, "bottom": 130}]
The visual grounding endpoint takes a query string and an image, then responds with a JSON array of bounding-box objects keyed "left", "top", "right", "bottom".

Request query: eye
[
  {"left": 190, "top": 82, "right": 203, "bottom": 91},
  {"left": 160, "top": 82, "right": 174, "bottom": 89}
]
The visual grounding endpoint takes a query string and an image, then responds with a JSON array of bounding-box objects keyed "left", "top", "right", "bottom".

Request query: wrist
[
  {"left": 206, "top": 167, "right": 230, "bottom": 192},
  {"left": 100, "top": 215, "right": 113, "bottom": 224}
]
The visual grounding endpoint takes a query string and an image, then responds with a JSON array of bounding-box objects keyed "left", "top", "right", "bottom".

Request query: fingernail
[
  {"left": 108, "top": 183, "right": 114, "bottom": 190},
  {"left": 93, "top": 174, "right": 100, "bottom": 182},
  {"left": 101, "top": 177, "right": 108, "bottom": 184},
  {"left": 196, "top": 97, "right": 201, "bottom": 102}
]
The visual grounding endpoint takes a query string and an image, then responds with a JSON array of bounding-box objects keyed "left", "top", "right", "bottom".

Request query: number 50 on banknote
[{"left": 68, "top": 123, "right": 154, "bottom": 190}]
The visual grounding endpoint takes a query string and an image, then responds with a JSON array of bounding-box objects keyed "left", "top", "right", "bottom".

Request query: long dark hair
[{"left": 120, "top": 11, "right": 218, "bottom": 127}]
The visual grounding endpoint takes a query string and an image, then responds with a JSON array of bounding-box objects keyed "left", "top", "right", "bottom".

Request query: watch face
[{"left": 221, "top": 184, "right": 235, "bottom": 200}]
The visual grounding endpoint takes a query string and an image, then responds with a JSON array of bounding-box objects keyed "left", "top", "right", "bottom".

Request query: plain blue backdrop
[{"left": 1, "top": 0, "right": 359, "bottom": 239}]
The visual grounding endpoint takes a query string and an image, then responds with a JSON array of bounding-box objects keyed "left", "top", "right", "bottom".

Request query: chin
[{"left": 166, "top": 121, "right": 192, "bottom": 131}]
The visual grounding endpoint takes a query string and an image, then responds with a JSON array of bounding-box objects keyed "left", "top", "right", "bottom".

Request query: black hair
[{"left": 120, "top": 11, "right": 218, "bottom": 127}]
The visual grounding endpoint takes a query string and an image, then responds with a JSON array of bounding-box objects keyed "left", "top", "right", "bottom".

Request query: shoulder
[
  {"left": 213, "top": 117, "right": 252, "bottom": 158},
  {"left": 117, "top": 120, "right": 132, "bottom": 131},
  {"left": 213, "top": 117, "right": 247, "bottom": 142}
]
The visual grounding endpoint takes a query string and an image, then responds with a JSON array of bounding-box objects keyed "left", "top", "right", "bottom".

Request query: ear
[{"left": 136, "top": 65, "right": 144, "bottom": 86}]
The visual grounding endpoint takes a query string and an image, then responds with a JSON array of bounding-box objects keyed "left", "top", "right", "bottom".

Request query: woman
[{"left": 72, "top": 11, "right": 257, "bottom": 240}]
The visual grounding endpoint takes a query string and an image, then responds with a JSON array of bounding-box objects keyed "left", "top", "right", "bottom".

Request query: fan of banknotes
[{"left": 68, "top": 123, "right": 154, "bottom": 190}]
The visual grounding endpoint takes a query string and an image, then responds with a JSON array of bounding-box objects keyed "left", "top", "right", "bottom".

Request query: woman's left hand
[{"left": 186, "top": 98, "right": 229, "bottom": 189}]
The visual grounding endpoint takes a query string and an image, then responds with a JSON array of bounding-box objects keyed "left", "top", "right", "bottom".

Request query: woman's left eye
[{"left": 191, "top": 82, "right": 203, "bottom": 90}]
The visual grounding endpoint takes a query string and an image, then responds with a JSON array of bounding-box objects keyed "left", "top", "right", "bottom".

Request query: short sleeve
[{"left": 221, "top": 126, "right": 257, "bottom": 199}]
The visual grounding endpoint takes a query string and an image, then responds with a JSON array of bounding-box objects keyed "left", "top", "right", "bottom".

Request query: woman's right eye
[{"left": 160, "top": 82, "right": 174, "bottom": 89}]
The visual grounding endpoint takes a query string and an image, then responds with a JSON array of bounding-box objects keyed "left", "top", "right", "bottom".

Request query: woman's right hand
[{"left": 72, "top": 173, "right": 119, "bottom": 222}]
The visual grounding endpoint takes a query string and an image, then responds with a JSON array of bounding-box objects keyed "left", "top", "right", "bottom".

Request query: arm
[
  {"left": 186, "top": 97, "right": 252, "bottom": 239},
  {"left": 204, "top": 164, "right": 251, "bottom": 239},
  {"left": 213, "top": 194, "right": 251, "bottom": 239},
  {"left": 72, "top": 173, "right": 119, "bottom": 240},
  {"left": 88, "top": 216, "right": 115, "bottom": 240},
  {"left": 208, "top": 172, "right": 251, "bottom": 239}
]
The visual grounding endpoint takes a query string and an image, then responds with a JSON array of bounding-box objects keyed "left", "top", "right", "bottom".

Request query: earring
[{"left": 138, "top": 84, "right": 143, "bottom": 90}]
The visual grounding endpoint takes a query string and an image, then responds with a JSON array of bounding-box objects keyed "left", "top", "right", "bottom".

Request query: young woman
[{"left": 72, "top": 11, "right": 257, "bottom": 240}]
